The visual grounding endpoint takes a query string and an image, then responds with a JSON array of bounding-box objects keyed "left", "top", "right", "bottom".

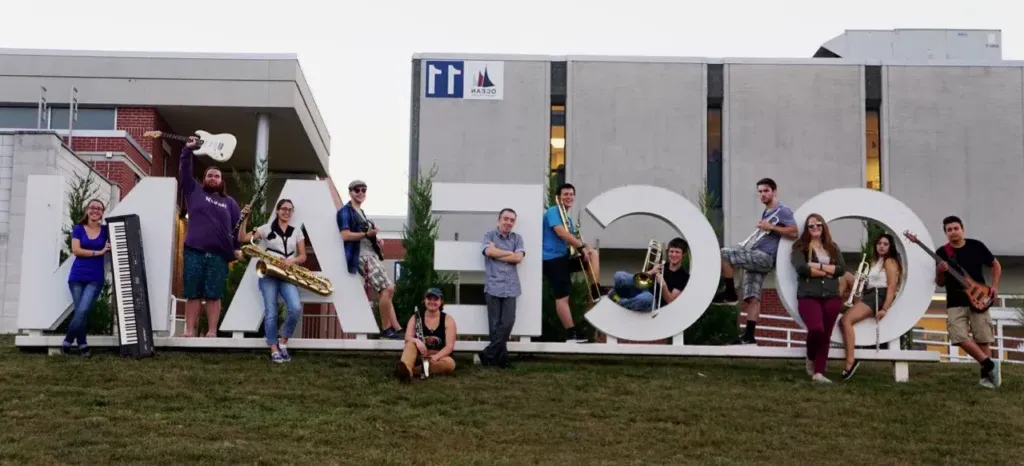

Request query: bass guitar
[
  {"left": 903, "top": 230, "right": 994, "bottom": 312},
  {"left": 143, "top": 130, "right": 237, "bottom": 162}
]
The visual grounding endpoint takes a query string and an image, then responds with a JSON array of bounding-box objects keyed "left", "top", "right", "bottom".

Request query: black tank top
[{"left": 423, "top": 311, "right": 447, "bottom": 351}]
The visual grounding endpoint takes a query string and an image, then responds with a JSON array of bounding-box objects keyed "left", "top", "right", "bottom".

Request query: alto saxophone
[{"left": 240, "top": 237, "right": 334, "bottom": 296}]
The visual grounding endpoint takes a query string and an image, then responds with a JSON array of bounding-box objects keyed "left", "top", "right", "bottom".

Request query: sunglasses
[
  {"left": 808, "top": 223, "right": 824, "bottom": 229},
  {"left": 351, "top": 188, "right": 366, "bottom": 194}
]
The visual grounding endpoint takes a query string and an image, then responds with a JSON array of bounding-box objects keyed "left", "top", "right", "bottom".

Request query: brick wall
[{"left": 116, "top": 107, "right": 176, "bottom": 176}]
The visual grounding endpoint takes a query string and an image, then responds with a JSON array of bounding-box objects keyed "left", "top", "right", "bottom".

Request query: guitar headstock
[
  {"left": 902, "top": 230, "right": 920, "bottom": 243},
  {"left": 142, "top": 130, "right": 163, "bottom": 139}
]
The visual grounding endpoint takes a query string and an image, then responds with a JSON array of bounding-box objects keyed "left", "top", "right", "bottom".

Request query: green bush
[{"left": 393, "top": 165, "right": 455, "bottom": 324}]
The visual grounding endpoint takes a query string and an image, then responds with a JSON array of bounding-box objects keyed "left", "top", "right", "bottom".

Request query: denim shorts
[{"left": 183, "top": 247, "right": 230, "bottom": 300}]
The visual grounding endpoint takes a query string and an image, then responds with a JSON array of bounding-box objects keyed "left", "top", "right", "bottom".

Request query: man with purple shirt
[{"left": 179, "top": 136, "right": 242, "bottom": 338}]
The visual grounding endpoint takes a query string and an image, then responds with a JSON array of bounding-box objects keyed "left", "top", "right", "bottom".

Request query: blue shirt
[
  {"left": 482, "top": 228, "right": 525, "bottom": 298},
  {"left": 752, "top": 202, "right": 796, "bottom": 259},
  {"left": 336, "top": 202, "right": 365, "bottom": 274},
  {"left": 68, "top": 224, "right": 108, "bottom": 284},
  {"left": 542, "top": 205, "right": 576, "bottom": 261}
]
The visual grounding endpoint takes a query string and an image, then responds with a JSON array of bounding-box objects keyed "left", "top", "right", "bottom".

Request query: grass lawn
[{"left": 0, "top": 337, "right": 1020, "bottom": 465}]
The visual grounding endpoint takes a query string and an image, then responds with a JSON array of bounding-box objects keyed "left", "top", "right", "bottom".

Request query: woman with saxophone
[
  {"left": 839, "top": 233, "right": 902, "bottom": 380},
  {"left": 238, "top": 199, "right": 306, "bottom": 363}
]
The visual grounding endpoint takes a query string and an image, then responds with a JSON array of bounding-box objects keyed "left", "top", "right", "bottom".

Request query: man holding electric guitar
[
  {"left": 337, "top": 180, "right": 403, "bottom": 339},
  {"left": 904, "top": 215, "right": 1001, "bottom": 388}
]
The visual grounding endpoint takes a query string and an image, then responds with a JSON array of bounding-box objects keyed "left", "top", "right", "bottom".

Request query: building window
[
  {"left": 0, "top": 105, "right": 115, "bottom": 130},
  {"left": 706, "top": 108, "right": 723, "bottom": 208},
  {"left": 866, "top": 110, "right": 881, "bottom": 190},
  {"left": 0, "top": 106, "right": 42, "bottom": 129},
  {"left": 550, "top": 104, "right": 566, "bottom": 183},
  {"left": 49, "top": 107, "right": 116, "bottom": 130}
]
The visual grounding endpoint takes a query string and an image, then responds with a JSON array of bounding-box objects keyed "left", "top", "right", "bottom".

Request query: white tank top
[{"left": 866, "top": 260, "right": 887, "bottom": 288}]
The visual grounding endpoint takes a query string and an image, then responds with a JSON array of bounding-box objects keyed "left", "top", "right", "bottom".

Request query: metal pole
[
  {"left": 37, "top": 86, "right": 48, "bottom": 129},
  {"left": 68, "top": 86, "right": 79, "bottom": 147}
]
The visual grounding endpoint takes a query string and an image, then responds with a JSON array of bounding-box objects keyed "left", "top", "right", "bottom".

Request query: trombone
[
  {"left": 633, "top": 240, "right": 664, "bottom": 290},
  {"left": 844, "top": 253, "right": 870, "bottom": 308},
  {"left": 645, "top": 241, "right": 669, "bottom": 318},
  {"left": 556, "top": 199, "right": 602, "bottom": 302}
]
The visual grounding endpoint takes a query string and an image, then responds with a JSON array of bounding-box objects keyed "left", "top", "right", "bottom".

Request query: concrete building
[
  {"left": 407, "top": 47, "right": 1024, "bottom": 342},
  {"left": 0, "top": 48, "right": 332, "bottom": 334}
]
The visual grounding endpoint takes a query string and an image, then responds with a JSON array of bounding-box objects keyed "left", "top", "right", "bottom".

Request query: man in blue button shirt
[{"left": 476, "top": 208, "right": 525, "bottom": 368}]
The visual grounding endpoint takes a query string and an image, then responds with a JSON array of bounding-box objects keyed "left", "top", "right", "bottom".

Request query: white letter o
[
  {"left": 583, "top": 185, "right": 721, "bottom": 342},
  {"left": 775, "top": 188, "right": 937, "bottom": 345}
]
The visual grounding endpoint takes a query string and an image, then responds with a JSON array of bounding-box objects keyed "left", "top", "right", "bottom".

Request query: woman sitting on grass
[
  {"left": 395, "top": 288, "right": 457, "bottom": 381},
  {"left": 839, "top": 233, "right": 902, "bottom": 380},
  {"left": 791, "top": 213, "right": 847, "bottom": 383},
  {"left": 63, "top": 199, "right": 110, "bottom": 358}
]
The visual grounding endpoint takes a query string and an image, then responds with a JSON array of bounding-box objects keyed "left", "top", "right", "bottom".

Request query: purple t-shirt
[
  {"left": 179, "top": 147, "right": 241, "bottom": 262},
  {"left": 68, "top": 224, "right": 108, "bottom": 283}
]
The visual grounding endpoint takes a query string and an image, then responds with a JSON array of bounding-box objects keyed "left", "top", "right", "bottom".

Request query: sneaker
[
  {"left": 565, "top": 330, "right": 588, "bottom": 343},
  {"left": 270, "top": 351, "right": 285, "bottom": 364},
  {"left": 61, "top": 343, "right": 71, "bottom": 356},
  {"left": 989, "top": 360, "right": 1002, "bottom": 388},
  {"left": 805, "top": 359, "right": 815, "bottom": 377},
  {"left": 394, "top": 362, "right": 412, "bottom": 382},
  {"left": 728, "top": 335, "right": 757, "bottom": 346},
  {"left": 280, "top": 348, "right": 292, "bottom": 362},
  {"left": 473, "top": 354, "right": 483, "bottom": 366},
  {"left": 841, "top": 360, "right": 860, "bottom": 381},
  {"left": 712, "top": 282, "right": 739, "bottom": 304},
  {"left": 979, "top": 377, "right": 995, "bottom": 389},
  {"left": 79, "top": 347, "right": 92, "bottom": 359},
  {"left": 812, "top": 373, "right": 832, "bottom": 383}
]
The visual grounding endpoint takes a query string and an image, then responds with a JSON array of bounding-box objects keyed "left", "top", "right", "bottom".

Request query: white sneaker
[
  {"left": 805, "top": 359, "right": 814, "bottom": 376},
  {"left": 992, "top": 360, "right": 1002, "bottom": 388},
  {"left": 812, "top": 373, "right": 832, "bottom": 383},
  {"left": 980, "top": 377, "right": 995, "bottom": 389},
  {"left": 473, "top": 354, "right": 482, "bottom": 366}
]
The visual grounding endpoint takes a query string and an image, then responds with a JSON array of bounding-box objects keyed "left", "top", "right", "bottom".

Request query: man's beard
[{"left": 203, "top": 182, "right": 221, "bottom": 194}]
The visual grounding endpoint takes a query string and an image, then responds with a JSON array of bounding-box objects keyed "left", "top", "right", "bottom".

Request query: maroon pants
[{"left": 798, "top": 296, "right": 844, "bottom": 375}]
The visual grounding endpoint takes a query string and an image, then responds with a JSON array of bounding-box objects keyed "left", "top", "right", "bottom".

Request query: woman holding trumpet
[{"left": 839, "top": 233, "right": 902, "bottom": 380}]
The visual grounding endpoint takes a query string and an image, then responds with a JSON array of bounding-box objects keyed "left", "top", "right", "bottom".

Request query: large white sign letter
[
  {"left": 17, "top": 176, "right": 177, "bottom": 333},
  {"left": 432, "top": 182, "right": 544, "bottom": 336},
  {"left": 584, "top": 185, "right": 721, "bottom": 342},
  {"left": 775, "top": 188, "right": 936, "bottom": 344},
  {"left": 221, "top": 180, "right": 379, "bottom": 335}
]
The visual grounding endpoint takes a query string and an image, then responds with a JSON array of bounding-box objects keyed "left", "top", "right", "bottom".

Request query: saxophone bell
[{"left": 241, "top": 235, "right": 334, "bottom": 296}]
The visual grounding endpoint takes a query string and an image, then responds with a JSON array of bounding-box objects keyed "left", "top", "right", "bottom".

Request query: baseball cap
[
  {"left": 425, "top": 287, "right": 443, "bottom": 299},
  {"left": 348, "top": 180, "right": 367, "bottom": 191}
]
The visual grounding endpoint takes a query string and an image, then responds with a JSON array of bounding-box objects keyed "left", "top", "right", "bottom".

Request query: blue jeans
[
  {"left": 258, "top": 277, "right": 303, "bottom": 346},
  {"left": 612, "top": 272, "right": 655, "bottom": 312},
  {"left": 65, "top": 281, "right": 103, "bottom": 346}
]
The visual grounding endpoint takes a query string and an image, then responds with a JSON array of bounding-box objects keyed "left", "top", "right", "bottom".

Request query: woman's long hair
[
  {"left": 77, "top": 199, "right": 105, "bottom": 226},
  {"left": 792, "top": 213, "right": 840, "bottom": 263},
  {"left": 872, "top": 232, "right": 903, "bottom": 288}
]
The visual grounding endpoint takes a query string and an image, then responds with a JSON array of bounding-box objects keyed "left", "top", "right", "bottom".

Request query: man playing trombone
[
  {"left": 541, "top": 183, "right": 600, "bottom": 343},
  {"left": 609, "top": 238, "right": 690, "bottom": 312},
  {"left": 712, "top": 178, "right": 797, "bottom": 345}
]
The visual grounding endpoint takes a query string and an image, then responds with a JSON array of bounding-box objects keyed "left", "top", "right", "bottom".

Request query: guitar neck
[
  {"left": 161, "top": 133, "right": 203, "bottom": 143},
  {"left": 910, "top": 240, "right": 971, "bottom": 286}
]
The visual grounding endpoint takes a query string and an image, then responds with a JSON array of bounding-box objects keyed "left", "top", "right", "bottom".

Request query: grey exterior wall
[
  {"left": 724, "top": 63, "right": 866, "bottom": 252},
  {"left": 415, "top": 58, "right": 551, "bottom": 242},
  {"left": 566, "top": 60, "right": 706, "bottom": 249},
  {"left": 885, "top": 65, "right": 1024, "bottom": 255}
]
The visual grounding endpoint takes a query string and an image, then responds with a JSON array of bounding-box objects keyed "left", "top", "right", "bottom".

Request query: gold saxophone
[{"left": 240, "top": 238, "right": 334, "bottom": 296}]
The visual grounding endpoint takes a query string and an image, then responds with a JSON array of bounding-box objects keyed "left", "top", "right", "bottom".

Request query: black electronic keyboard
[{"left": 107, "top": 214, "right": 155, "bottom": 359}]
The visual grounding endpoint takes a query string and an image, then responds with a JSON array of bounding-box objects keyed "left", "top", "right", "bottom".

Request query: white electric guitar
[{"left": 142, "top": 130, "right": 237, "bottom": 163}]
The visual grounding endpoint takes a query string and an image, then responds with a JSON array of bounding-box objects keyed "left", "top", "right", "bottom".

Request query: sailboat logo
[{"left": 476, "top": 67, "right": 495, "bottom": 88}]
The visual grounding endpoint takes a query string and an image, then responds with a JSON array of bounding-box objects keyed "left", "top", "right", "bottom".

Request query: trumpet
[
  {"left": 633, "top": 240, "right": 664, "bottom": 290},
  {"left": 556, "top": 199, "right": 602, "bottom": 302},
  {"left": 844, "top": 253, "right": 870, "bottom": 307},
  {"left": 738, "top": 212, "right": 780, "bottom": 250}
]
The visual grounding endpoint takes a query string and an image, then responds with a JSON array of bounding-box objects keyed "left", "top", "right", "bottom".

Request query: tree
[
  {"left": 684, "top": 183, "right": 740, "bottom": 345},
  {"left": 393, "top": 165, "right": 455, "bottom": 325},
  {"left": 56, "top": 170, "right": 113, "bottom": 336}
]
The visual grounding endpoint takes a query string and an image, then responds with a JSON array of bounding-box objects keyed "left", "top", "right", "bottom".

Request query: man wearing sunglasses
[
  {"left": 713, "top": 177, "right": 798, "bottom": 345},
  {"left": 337, "top": 180, "right": 403, "bottom": 339}
]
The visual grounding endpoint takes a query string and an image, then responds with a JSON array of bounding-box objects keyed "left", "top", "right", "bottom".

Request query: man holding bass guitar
[
  {"left": 906, "top": 215, "right": 1001, "bottom": 388},
  {"left": 338, "top": 179, "right": 403, "bottom": 339}
]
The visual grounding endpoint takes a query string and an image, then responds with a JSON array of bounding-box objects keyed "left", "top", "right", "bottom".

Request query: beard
[{"left": 202, "top": 181, "right": 222, "bottom": 194}]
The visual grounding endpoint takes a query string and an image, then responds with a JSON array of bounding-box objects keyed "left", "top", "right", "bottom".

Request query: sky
[{"left": 1, "top": 0, "right": 1020, "bottom": 215}]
